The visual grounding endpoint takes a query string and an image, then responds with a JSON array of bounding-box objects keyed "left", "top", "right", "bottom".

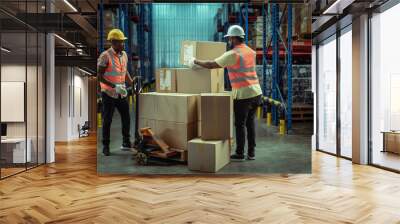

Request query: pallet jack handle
[{"left": 133, "top": 76, "right": 143, "bottom": 147}]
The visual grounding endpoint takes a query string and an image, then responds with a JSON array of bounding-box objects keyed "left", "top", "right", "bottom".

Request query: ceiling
[
  {"left": 0, "top": 0, "right": 99, "bottom": 71},
  {"left": 311, "top": 0, "right": 389, "bottom": 41}
]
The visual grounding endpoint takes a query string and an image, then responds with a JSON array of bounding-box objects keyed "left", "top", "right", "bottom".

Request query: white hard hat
[{"left": 224, "top": 25, "right": 245, "bottom": 38}]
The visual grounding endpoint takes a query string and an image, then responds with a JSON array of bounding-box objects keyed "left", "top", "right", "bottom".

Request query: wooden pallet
[
  {"left": 170, "top": 148, "right": 188, "bottom": 162},
  {"left": 292, "top": 104, "right": 313, "bottom": 122}
]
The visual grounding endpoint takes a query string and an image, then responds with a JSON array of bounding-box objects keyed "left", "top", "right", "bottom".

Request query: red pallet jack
[{"left": 131, "top": 77, "right": 187, "bottom": 165}]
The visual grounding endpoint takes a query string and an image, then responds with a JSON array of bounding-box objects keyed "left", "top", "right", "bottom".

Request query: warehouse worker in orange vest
[
  {"left": 98, "top": 28, "right": 134, "bottom": 156},
  {"left": 189, "top": 25, "right": 262, "bottom": 161}
]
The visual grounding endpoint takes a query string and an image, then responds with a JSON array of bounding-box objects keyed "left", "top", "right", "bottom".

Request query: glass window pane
[
  {"left": 27, "top": 31, "right": 38, "bottom": 169},
  {"left": 1, "top": 31, "right": 28, "bottom": 177},
  {"left": 38, "top": 32, "right": 45, "bottom": 165},
  {"left": 340, "top": 29, "right": 352, "bottom": 158},
  {"left": 371, "top": 4, "right": 400, "bottom": 171},
  {"left": 318, "top": 36, "right": 337, "bottom": 154}
]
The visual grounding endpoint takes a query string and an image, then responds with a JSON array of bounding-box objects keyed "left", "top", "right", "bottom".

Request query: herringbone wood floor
[{"left": 1, "top": 135, "right": 400, "bottom": 224}]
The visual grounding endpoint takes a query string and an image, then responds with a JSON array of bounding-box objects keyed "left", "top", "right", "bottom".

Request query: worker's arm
[
  {"left": 97, "top": 66, "right": 116, "bottom": 88},
  {"left": 194, "top": 59, "right": 222, "bottom": 69},
  {"left": 126, "top": 70, "right": 134, "bottom": 87},
  {"left": 124, "top": 52, "right": 134, "bottom": 87},
  {"left": 193, "top": 51, "right": 236, "bottom": 70}
]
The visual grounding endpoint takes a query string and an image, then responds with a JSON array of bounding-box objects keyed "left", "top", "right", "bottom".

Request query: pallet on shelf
[{"left": 292, "top": 104, "right": 313, "bottom": 122}]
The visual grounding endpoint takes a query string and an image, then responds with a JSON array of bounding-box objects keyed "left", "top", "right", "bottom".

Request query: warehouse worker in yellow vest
[
  {"left": 189, "top": 25, "right": 262, "bottom": 161},
  {"left": 98, "top": 28, "right": 134, "bottom": 156}
]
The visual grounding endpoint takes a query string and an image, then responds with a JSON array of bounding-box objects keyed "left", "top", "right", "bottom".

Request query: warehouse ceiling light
[
  {"left": 54, "top": 34, "right": 75, "bottom": 48},
  {"left": 1, "top": 47, "right": 11, "bottom": 53},
  {"left": 63, "top": 0, "right": 78, "bottom": 12}
]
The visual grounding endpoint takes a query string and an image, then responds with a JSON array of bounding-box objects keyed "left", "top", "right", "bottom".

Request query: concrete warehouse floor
[{"left": 97, "top": 109, "right": 312, "bottom": 174}]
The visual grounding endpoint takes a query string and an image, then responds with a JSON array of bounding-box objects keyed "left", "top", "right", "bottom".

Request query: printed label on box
[
  {"left": 183, "top": 44, "right": 194, "bottom": 65},
  {"left": 160, "top": 70, "right": 172, "bottom": 91}
]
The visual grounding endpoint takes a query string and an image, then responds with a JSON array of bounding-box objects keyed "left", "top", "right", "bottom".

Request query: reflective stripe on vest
[
  {"left": 100, "top": 49, "right": 127, "bottom": 96},
  {"left": 227, "top": 45, "right": 259, "bottom": 89}
]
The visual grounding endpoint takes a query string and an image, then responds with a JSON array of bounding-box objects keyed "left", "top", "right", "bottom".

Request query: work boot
[
  {"left": 247, "top": 150, "right": 255, "bottom": 160},
  {"left": 230, "top": 154, "right": 245, "bottom": 161},
  {"left": 247, "top": 155, "right": 255, "bottom": 160},
  {"left": 103, "top": 146, "right": 110, "bottom": 156},
  {"left": 121, "top": 141, "right": 133, "bottom": 151}
]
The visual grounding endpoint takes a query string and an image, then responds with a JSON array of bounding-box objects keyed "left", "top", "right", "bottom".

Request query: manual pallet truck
[{"left": 131, "top": 77, "right": 187, "bottom": 165}]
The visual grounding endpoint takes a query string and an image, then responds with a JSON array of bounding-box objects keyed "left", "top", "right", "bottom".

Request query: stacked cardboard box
[
  {"left": 200, "top": 93, "right": 233, "bottom": 140},
  {"left": 180, "top": 40, "right": 227, "bottom": 66},
  {"left": 139, "top": 92, "right": 198, "bottom": 150},
  {"left": 156, "top": 68, "right": 225, "bottom": 94},
  {"left": 250, "top": 16, "right": 276, "bottom": 49},
  {"left": 188, "top": 92, "right": 233, "bottom": 173},
  {"left": 143, "top": 40, "right": 233, "bottom": 172},
  {"left": 188, "top": 139, "right": 230, "bottom": 173},
  {"left": 300, "top": 8, "right": 311, "bottom": 38},
  {"left": 156, "top": 68, "right": 177, "bottom": 93}
]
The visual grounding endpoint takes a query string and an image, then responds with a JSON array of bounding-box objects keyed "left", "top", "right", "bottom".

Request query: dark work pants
[
  {"left": 234, "top": 95, "right": 262, "bottom": 157},
  {"left": 102, "top": 92, "right": 131, "bottom": 147}
]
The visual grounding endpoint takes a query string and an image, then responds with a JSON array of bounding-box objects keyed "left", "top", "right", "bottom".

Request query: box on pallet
[
  {"left": 138, "top": 92, "right": 199, "bottom": 150},
  {"left": 139, "top": 92, "right": 198, "bottom": 123},
  {"left": 139, "top": 118, "right": 198, "bottom": 150},
  {"left": 180, "top": 41, "right": 227, "bottom": 66},
  {"left": 188, "top": 138, "right": 231, "bottom": 173}
]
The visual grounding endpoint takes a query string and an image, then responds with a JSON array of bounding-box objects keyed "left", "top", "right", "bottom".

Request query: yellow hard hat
[{"left": 107, "top": 28, "right": 127, "bottom": 41}]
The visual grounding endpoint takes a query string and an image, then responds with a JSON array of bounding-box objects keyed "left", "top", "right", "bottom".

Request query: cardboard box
[
  {"left": 201, "top": 93, "right": 233, "bottom": 140},
  {"left": 180, "top": 41, "right": 227, "bottom": 66},
  {"left": 138, "top": 93, "right": 158, "bottom": 120},
  {"left": 139, "top": 118, "right": 197, "bottom": 150},
  {"left": 176, "top": 68, "right": 224, "bottom": 94},
  {"left": 139, "top": 92, "right": 199, "bottom": 123},
  {"left": 252, "top": 35, "right": 271, "bottom": 49},
  {"left": 156, "top": 68, "right": 177, "bottom": 93},
  {"left": 188, "top": 138, "right": 230, "bottom": 173}
]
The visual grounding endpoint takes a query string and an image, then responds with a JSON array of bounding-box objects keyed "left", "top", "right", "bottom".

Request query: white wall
[{"left": 55, "top": 67, "right": 89, "bottom": 141}]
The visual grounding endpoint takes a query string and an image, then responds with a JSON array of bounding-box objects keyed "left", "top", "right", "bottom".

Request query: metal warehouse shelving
[
  {"left": 98, "top": 2, "right": 154, "bottom": 88},
  {"left": 98, "top": 2, "right": 311, "bottom": 132},
  {"left": 216, "top": 3, "right": 312, "bottom": 131}
]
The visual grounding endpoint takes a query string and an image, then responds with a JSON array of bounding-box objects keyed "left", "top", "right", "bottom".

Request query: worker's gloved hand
[
  {"left": 188, "top": 57, "right": 200, "bottom": 69},
  {"left": 115, "top": 84, "right": 128, "bottom": 98}
]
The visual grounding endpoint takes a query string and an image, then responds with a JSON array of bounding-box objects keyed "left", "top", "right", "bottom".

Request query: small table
[
  {"left": 381, "top": 131, "right": 400, "bottom": 154},
  {"left": 1, "top": 138, "right": 32, "bottom": 164}
]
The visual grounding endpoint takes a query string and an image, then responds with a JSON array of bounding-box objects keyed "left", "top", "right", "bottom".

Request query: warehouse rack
[
  {"left": 98, "top": 2, "right": 311, "bottom": 132},
  {"left": 98, "top": 2, "right": 154, "bottom": 87},
  {"left": 216, "top": 3, "right": 311, "bottom": 131}
]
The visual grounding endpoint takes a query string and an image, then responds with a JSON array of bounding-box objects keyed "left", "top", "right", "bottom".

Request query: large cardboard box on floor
[
  {"left": 176, "top": 68, "right": 224, "bottom": 94},
  {"left": 180, "top": 40, "right": 227, "bottom": 66},
  {"left": 139, "top": 92, "right": 198, "bottom": 123},
  {"left": 156, "top": 68, "right": 177, "bottom": 93},
  {"left": 188, "top": 138, "right": 231, "bottom": 172},
  {"left": 139, "top": 118, "right": 197, "bottom": 150},
  {"left": 200, "top": 93, "right": 233, "bottom": 140},
  {"left": 138, "top": 92, "right": 200, "bottom": 150}
]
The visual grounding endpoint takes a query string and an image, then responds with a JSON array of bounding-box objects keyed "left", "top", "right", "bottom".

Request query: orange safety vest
[
  {"left": 100, "top": 48, "right": 128, "bottom": 98},
  {"left": 226, "top": 44, "right": 259, "bottom": 89}
]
